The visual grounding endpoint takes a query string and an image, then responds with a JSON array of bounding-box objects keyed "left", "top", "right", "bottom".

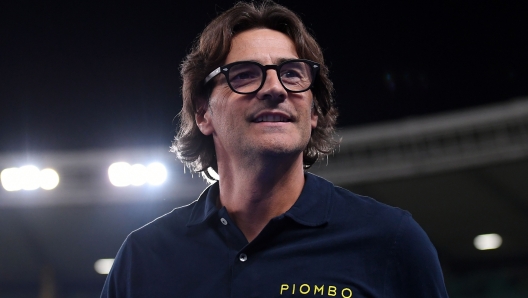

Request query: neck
[{"left": 216, "top": 154, "right": 305, "bottom": 242}]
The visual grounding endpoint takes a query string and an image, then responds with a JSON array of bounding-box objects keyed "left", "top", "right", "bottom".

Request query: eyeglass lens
[{"left": 228, "top": 61, "right": 314, "bottom": 93}]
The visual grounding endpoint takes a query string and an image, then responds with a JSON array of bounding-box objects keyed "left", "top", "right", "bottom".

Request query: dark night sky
[{"left": 1, "top": 1, "right": 527, "bottom": 153}]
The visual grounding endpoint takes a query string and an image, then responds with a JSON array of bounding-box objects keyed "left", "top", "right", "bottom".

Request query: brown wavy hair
[{"left": 171, "top": 0, "right": 339, "bottom": 180}]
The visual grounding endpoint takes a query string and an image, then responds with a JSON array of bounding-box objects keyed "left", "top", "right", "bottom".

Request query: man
[{"left": 102, "top": 1, "right": 449, "bottom": 297}]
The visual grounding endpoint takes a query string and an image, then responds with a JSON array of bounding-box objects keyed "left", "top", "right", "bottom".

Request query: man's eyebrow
[
  {"left": 275, "top": 57, "right": 297, "bottom": 64},
  {"left": 237, "top": 57, "right": 298, "bottom": 65}
]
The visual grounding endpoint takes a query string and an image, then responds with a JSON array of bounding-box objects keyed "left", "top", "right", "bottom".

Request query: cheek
[
  {"left": 208, "top": 97, "right": 243, "bottom": 134},
  {"left": 209, "top": 88, "right": 233, "bottom": 113}
]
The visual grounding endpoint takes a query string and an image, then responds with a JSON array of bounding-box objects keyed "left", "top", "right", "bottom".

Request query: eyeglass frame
[{"left": 203, "top": 59, "right": 320, "bottom": 94}]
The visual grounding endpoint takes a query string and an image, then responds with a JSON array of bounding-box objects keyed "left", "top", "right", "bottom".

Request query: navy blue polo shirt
[{"left": 101, "top": 173, "right": 449, "bottom": 297}]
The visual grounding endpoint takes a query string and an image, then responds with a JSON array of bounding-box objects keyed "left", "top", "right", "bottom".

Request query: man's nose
[{"left": 256, "top": 69, "right": 287, "bottom": 101}]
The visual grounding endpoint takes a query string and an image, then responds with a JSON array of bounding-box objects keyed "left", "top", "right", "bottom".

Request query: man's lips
[
  {"left": 254, "top": 114, "right": 290, "bottom": 123},
  {"left": 252, "top": 111, "right": 293, "bottom": 123}
]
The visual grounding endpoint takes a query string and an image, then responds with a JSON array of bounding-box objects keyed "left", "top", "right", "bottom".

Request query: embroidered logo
[{"left": 280, "top": 284, "right": 353, "bottom": 297}]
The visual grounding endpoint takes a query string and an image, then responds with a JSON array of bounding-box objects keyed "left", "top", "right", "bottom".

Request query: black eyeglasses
[{"left": 204, "top": 59, "right": 319, "bottom": 94}]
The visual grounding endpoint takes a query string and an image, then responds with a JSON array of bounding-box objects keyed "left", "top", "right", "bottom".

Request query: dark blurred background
[{"left": 1, "top": 1, "right": 527, "bottom": 297}]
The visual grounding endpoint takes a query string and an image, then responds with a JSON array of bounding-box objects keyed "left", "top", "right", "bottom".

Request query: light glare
[
  {"left": 39, "top": 168, "right": 60, "bottom": 190},
  {"left": 474, "top": 233, "right": 502, "bottom": 250},
  {"left": 1, "top": 167, "right": 61, "bottom": 191},
  {"left": 1, "top": 168, "right": 22, "bottom": 191},
  {"left": 109, "top": 161, "right": 167, "bottom": 187},
  {"left": 130, "top": 163, "right": 148, "bottom": 186},
  {"left": 108, "top": 162, "right": 132, "bottom": 187},
  {"left": 147, "top": 162, "right": 167, "bottom": 185},
  {"left": 94, "top": 258, "right": 114, "bottom": 275},
  {"left": 20, "top": 165, "right": 40, "bottom": 190}
]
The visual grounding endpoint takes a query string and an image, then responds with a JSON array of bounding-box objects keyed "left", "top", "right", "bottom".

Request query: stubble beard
[{"left": 237, "top": 130, "right": 310, "bottom": 168}]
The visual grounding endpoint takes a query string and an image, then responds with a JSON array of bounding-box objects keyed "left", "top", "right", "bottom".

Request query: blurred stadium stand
[{"left": 1, "top": 98, "right": 528, "bottom": 297}]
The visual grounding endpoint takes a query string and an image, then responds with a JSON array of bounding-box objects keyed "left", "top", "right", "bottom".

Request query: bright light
[
  {"left": 147, "top": 162, "right": 167, "bottom": 185},
  {"left": 1, "top": 167, "right": 22, "bottom": 191},
  {"left": 39, "top": 168, "right": 60, "bottom": 190},
  {"left": 130, "top": 164, "right": 148, "bottom": 186},
  {"left": 94, "top": 258, "right": 114, "bottom": 275},
  {"left": 1, "top": 166, "right": 61, "bottom": 191},
  {"left": 108, "top": 162, "right": 132, "bottom": 187},
  {"left": 108, "top": 162, "right": 167, "bottom": 187},
  {"left": 474, "top": 233, "right": 502, "bottom": 250},
  {"left": 20, "top": 165, "right": 40, "bottom": 190}
]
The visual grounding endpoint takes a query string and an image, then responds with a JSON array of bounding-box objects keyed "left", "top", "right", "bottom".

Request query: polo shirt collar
[
  {"left": 187, "top": 182, "right": 220, "bottom": 226},
  {"left": 186, "top": 172, "right": 332, "bottom": 227},
  {"left": 284, "top": 172, "right": 332, "bottom": 227}
]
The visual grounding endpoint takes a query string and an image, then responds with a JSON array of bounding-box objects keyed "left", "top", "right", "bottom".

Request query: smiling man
[
  {"left": 195, "top": 27, "right": 320, "bottom": 242},
  {"left": 101, "top": 1, "right": 449, "bottom": 297}
]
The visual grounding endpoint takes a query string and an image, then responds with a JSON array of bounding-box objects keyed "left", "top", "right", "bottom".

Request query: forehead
[{"left": 225, "top": 28, "right": 299, "bottom": 64}]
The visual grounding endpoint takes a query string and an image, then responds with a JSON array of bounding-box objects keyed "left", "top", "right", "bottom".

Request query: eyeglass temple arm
[{"left": 204, "top": 67, "right": 222, "bottom": 84}]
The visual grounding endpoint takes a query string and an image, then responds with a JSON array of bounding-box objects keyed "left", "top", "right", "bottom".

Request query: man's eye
[
  {"left": 231, "top": 71, "right": 259, "bottom": 80},
  {"left": 282, "top": 70, "right": 303, "bottom": 79}
]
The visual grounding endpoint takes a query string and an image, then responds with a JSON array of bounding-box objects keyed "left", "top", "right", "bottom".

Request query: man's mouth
[{"left": 254, "top": 114, "right": 291, "bottom": 123}]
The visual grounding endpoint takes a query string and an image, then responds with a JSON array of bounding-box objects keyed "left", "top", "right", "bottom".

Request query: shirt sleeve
[
  {"left": 100, "top": 236, "right": 134, "bottom": 298},
  {"left": 384, "top": 212, "right": 450, "bottom": 297}
]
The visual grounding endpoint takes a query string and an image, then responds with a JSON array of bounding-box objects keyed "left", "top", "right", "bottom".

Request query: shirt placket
[{"left": 216, "top": 208, "right": 254, "bottom": 298}]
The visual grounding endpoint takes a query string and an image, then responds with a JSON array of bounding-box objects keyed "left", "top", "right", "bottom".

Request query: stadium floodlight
[
  {"left": 39, "top": 168, "right": 60, "bottom": 190},
  {"left": 108, "top": 161, "right": 167, "bottom": 188},
  {"left": 108, "top": 162, "right": 132, "bottom": 187},
  {"left": 1, "top": 167, "right": 22, "bottom": 191},
  {"left": 130, "top": 164, "right": 148, "bottom": 186},
  {"left": 1, "top": 167, "right": 61, "bottom": 191},
  {"left": 147, "top": 162, "right": 167, "bottom": 185},
  {"left": 94, "top": 258, "right": 114, "bottom": 275},
  {"left": 19, "top": 165, "right": 40, "bottom": 191},
  {"left": 474, "top": 233, "right": 502, "bottom": 250}
]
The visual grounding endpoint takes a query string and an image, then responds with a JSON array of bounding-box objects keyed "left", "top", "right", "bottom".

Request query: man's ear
[
  {"left": 311, "top": 99, "right": 319, "bottom": 129},
  {"left": 196, "top": 105, "right": 214, "bottom": 136},
  {"left": 311, "top": 111, "right": 318, "bottom": 130}
]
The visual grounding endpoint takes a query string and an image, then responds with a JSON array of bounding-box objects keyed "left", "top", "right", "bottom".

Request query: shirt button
[
  {"left": 220, "top": 218, "right": 228, "bottom": 225},
  {"left": 239, "top": 253, "right": 247, "bottom": 262}
]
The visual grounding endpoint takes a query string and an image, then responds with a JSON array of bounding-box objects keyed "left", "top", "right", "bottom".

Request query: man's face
[{"left": 197, "top": 28, "right": 318, "bottom": 165}]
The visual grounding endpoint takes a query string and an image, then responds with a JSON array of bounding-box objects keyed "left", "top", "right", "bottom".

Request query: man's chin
[{"left": 254, "top": 143, "right": 306, "bottom": 159}]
